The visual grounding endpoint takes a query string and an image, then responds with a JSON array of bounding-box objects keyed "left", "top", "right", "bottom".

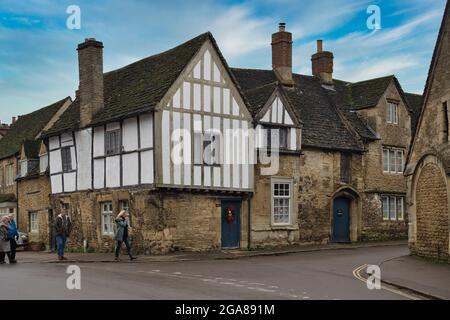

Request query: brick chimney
[
  {"left": 311, "top": 40, "right": 334, "bottom": 84},
  {"left": 77, "top": 38, "right": 104, "bottom": 128},
  {"left": 12, "top": 117, "right": 16, "bottom": 124},
  {"left": 272, "top": 23, "right": 293, "bottom": 86}
]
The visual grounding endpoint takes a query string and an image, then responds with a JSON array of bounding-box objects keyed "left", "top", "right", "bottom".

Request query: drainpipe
[{"left": 247, "top": 193, "right": 253, "bottom": 251}]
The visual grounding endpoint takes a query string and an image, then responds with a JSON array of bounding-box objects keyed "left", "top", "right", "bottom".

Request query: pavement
[
  {"left": 17, "top": 239, "right": 408, "bottom": 264},
  {"left": 0, "top": 243, "right": 412, "bottom": 300},
  {"left": 3, "top": 240, "right": 449, "bottom": 300},
  {"left": 378, "top": 254, "right": 450, "bottom": 299}
]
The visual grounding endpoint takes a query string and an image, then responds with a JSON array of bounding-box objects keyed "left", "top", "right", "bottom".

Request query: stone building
[
  {"left": 406, "top": 0, "right": 450, "bottom": 262},
  {"left": 31, "top": 24, "right": 424, "bottom": 254},
  {"left": 0, "top": 98, "right": 71, "bottom": 227}
]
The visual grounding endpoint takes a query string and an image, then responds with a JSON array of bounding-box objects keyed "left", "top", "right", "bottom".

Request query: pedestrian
[
  {"left": 54, "top": 207, "right": 72, "bottom": 261},
  {"left": 114, "top": 211, "right": 137, "bottom": 261},
  {"left": 7, "top": 214, "right": 19, "bottom": 263},
  {"left": 0, "top": 216, "right": 12, "bottom": 264}
]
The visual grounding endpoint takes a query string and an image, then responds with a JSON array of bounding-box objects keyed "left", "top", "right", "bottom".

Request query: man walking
[
  {"left": 7, "top": 214, "right": 18, "bottom": 264},
  {"left": 54, "top": 205, "right": 72, "bottom": 261}
]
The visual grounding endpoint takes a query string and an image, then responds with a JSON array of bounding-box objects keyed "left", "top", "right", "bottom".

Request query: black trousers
[
  {"left": 10, "top": 239, "right": 16, "bottom": 260},
  {"left": 0, "top": 251, "right": 11, "bottom": 263},
  {"left": 115, "top": 237, "right": 132, "bottom": 258}
]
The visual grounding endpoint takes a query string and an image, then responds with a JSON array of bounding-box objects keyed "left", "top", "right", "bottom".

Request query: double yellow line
[{"left": 352, "top": 264, "right": 421, "bottom": 300}]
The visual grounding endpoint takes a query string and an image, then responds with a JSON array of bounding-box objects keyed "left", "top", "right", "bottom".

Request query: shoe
[
  {"left": 9, "top": 260, "right": 17, "bottom": 264},
  {"left": 0, "top": 261, "right": 5, "bottom": 265},
  {"left": 130, "top": 256, "right": 137, "bottom": 261},
  {"left": 58, "top": 256, "right": 63, "bottom": 261},
  {"left": 61, "top": 256, "right": 68, "bottom": 260},
  {"left": 114, "top": 257, "right": 121, "bottom": 261}
]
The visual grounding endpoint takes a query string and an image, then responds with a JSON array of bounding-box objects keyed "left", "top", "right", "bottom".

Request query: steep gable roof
[
  {"left": 231, "top": 68, "right": 364, "bottom": 152},
  {"left": 0, "top": 97, "right": 71, "bottom": 160},
  {"left": 45, "top": 32, "right": 250, "bottom": 136},
  {"left": 404, "top": 92, "right": 423, "bottom": 136},
  {"left": 346, "top": 75, "right": 394, "bottom": 110}
]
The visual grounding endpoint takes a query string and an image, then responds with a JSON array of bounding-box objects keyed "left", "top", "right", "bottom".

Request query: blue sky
[{"left": 0, "top": 0, "right": 447, "bottom": 123}]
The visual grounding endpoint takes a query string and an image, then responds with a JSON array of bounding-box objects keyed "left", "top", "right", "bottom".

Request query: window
[
  {"left": 19, "top": 160, "right": 28, "bottom": 177},
  {"left": 387, "top": 102, "right": 398, "bottom": 124},
  {"left": 119, "top": 200, "right": 131, "bottom": 227},
  {"left": 61, "top": 147, "right": 72, "bottom": 172},
  {"left": 340, "top": 153, "right": 352, "bottom": 183},
  {"left": 101, "top": 202, "right": 114, "bottom": 236},
  {"left": 5, "top": 164, "right": 14, "bottom": 186},
  {"left": 383, "top": 147, "right": 404, "bottom": 174},
  {"left": 442, "top": 101, "right": 448, "bottom": 143},
  {"left": 105, "top": 129, "right": 122, "bottom": 155},
  {"left": 265, "top": 127, "right": 289, "bottom": 150},
  {"left": 40, "top": 153, "right": 48, "bottom": 173},
  {"left": 382, "top": 196, "right": 404, "bottom": 221},
  {"left": 203, "top": 131, "right": 220, "bottom": 166},
  {"left": 272, "top": 179, "right": 292, "bottom": 225},
  {"left": 29, "top": 212, "right": 38, "bottom": 233}
]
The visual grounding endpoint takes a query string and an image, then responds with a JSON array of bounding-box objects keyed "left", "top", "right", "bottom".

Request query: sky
[{"left": 0, "top": 0, "right": 447, "bottom": 123}]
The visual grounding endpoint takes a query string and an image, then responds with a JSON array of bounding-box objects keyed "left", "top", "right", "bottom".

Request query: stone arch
[
  {"left": 330, "top": 187, "right": 362, "bottom": 242},
  {"left": 411, "top": 154, "right": 450, "bottom": 260}
]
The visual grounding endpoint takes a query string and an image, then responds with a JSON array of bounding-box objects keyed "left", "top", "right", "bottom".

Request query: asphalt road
[{"left": 0, "top": 244, "right": 411, "bottom": 300}]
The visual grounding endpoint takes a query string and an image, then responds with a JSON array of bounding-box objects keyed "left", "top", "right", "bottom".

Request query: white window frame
[
  {"left": 30, "top": 212, "right": 38, "bottom": 233},
  {"left": 119, "top": 200, "right": 131, "bottom": 227},
  {"left": 271, "top": 178, "right": 293, "bottom": 226},
  {"left": 19, "top": 159, "right": 28, "bottom": 178},
  {"left": 5, "top": 164, "right": 14, "bottom": 186},
  {"left": 383, "top": 147, "right": 404, "bottom": 174},
  {"left": 381, "top": 195, "right": 405, "bottom": 221},
  {"left": 40, "top": 153, "right": 48, "bottom": 173},
  {"left": 101, "top": 202, "right": 114, "bottom": 236},
  {"left": 387, "top": 102, "right": 399, "bottom": 124}
]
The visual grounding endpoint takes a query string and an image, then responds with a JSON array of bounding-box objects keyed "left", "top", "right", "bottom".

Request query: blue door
[
  {"left": 332, "top": 197, "right": 350, "bottom": 243},
  {"left": 221, "top": 200, "right": 241, "bottom": 249}
]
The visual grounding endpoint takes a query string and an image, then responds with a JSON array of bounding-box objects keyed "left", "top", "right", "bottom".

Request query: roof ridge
[
  {"left": 104, "top": 32, "right": 211, "bottom": 76},
  {"left": 244, "top": 81, "right": 279, "bottom": 92},
  {"left": 349, "top": 75, "right": 395, "bottom": 87}
]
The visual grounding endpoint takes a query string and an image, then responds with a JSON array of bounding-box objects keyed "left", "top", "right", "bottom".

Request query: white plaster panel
[{"left": 122, "top": 153, "right": 139, "bottom": 186}]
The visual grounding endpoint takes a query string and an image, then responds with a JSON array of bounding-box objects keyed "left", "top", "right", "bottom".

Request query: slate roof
[
  {"left": 45, "top": 32, "right": 248, "bottom": 136},
  {"left": 346, "top": 75, "right": 394, "bottom": 110},
  {"left": 0, "top": 97, "right": 70, "bottom": 160},
  {"left": 231, "top": 68, "right": 364, "bottom": 152},
  {"left": 404, "top": 93, "right": 423, "bottom": 137}
]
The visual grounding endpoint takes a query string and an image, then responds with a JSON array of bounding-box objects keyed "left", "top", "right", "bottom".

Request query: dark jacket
[
  {"left": 54, "top": 215, "right": 72, "bottom": 237},
  {"left": 114, "top": 218, "right": 129, "bottom": 242}
]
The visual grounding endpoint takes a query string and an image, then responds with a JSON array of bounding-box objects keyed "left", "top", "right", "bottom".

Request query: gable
[{"left": 258, "top": 91, "right": 298, "bottom": 127}]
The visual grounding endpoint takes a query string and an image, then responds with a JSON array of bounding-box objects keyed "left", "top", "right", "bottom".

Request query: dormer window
[
  {"left": 40, "top": 153, "right": 48, "bottom": 173},
  {"left": 265, "top": 126, "right": 288, "bottom": 150},
  {"left": 387, "top": 102, "right": 398, "bottom": 124}
]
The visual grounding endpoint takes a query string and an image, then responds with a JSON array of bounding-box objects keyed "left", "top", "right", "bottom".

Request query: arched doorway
[
  {"left": 415, "top": 162, "right": 449, "bottom": 260},
  {"left": 332, "top": 197, "right": 351, "bottom": 243}
]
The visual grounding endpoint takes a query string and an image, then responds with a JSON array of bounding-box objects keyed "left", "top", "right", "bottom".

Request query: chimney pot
[
  {"left": 317, "top": 40, "right": 323, "bottom": 53},
  {"left": 12, "top": 117, "right": 16, "bottom": 124},
  {"left": 279, "top": 22, "right": 286, "bottom": 32}
]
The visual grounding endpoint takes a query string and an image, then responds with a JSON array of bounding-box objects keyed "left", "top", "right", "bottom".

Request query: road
[{"left": 0, "top": 244, "right": 413, "bottom": 300}]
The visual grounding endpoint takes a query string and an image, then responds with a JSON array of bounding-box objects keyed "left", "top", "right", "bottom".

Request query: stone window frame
[
  {"left": 382, "top": 146, "right": 404, "bottom": 174},
  {"left": 101, "top": 201, "right": 114, "bottom": 236},
  {"left": 29, "top": 211, "right": 39, "bottom": 233},
  {"left": 386, "top": 101, "right": 399, "bottom": 125},
  {"left": 271, "top": 177, "right": 293, "bottom": 226},
  {"left": 381, "top": 195, "right": 404, "bottom": 221}
]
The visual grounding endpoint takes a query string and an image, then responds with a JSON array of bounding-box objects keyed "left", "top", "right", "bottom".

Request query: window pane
[
  {"left": 382, "top": 197, "right": 389, "bottom": 220},
  {"left": 397, "top": 197, "right": 404, "bottom": 220},
  {"left": 389, "top": 150, "right": 396, "bottom": 173},
  {"left": 387, "top": 104, "right": 392, "bottom": 123},
  {"left": 383, "top": 149, "right": 389, "bottom": 172},
  {"left": 397, "top": 151, "right": 404, "bottom": 173},
  {"left": 389, "top": 196, "right": 396, "bottom": 220},
  {"left": 279, "top": 128, "right": 288, "bottom": 149}
]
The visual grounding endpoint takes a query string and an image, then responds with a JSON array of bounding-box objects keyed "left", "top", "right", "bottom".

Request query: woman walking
[
  {"left": 0, "top": 216, "right": 12, "bottom": 264},
  {"left": 114, "top": 211, "right": 137, "bottom": 261}
]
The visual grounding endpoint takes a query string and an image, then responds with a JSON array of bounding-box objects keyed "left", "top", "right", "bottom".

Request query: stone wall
[
  {"left": 49, "top": 188, "right": 249, "bottom": 254},
  {"left": 17, "top": 175, "right": 51, "bottom": 248},
  {"left": 0, "top": 156, "right": 17, "bottom": 196}
]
